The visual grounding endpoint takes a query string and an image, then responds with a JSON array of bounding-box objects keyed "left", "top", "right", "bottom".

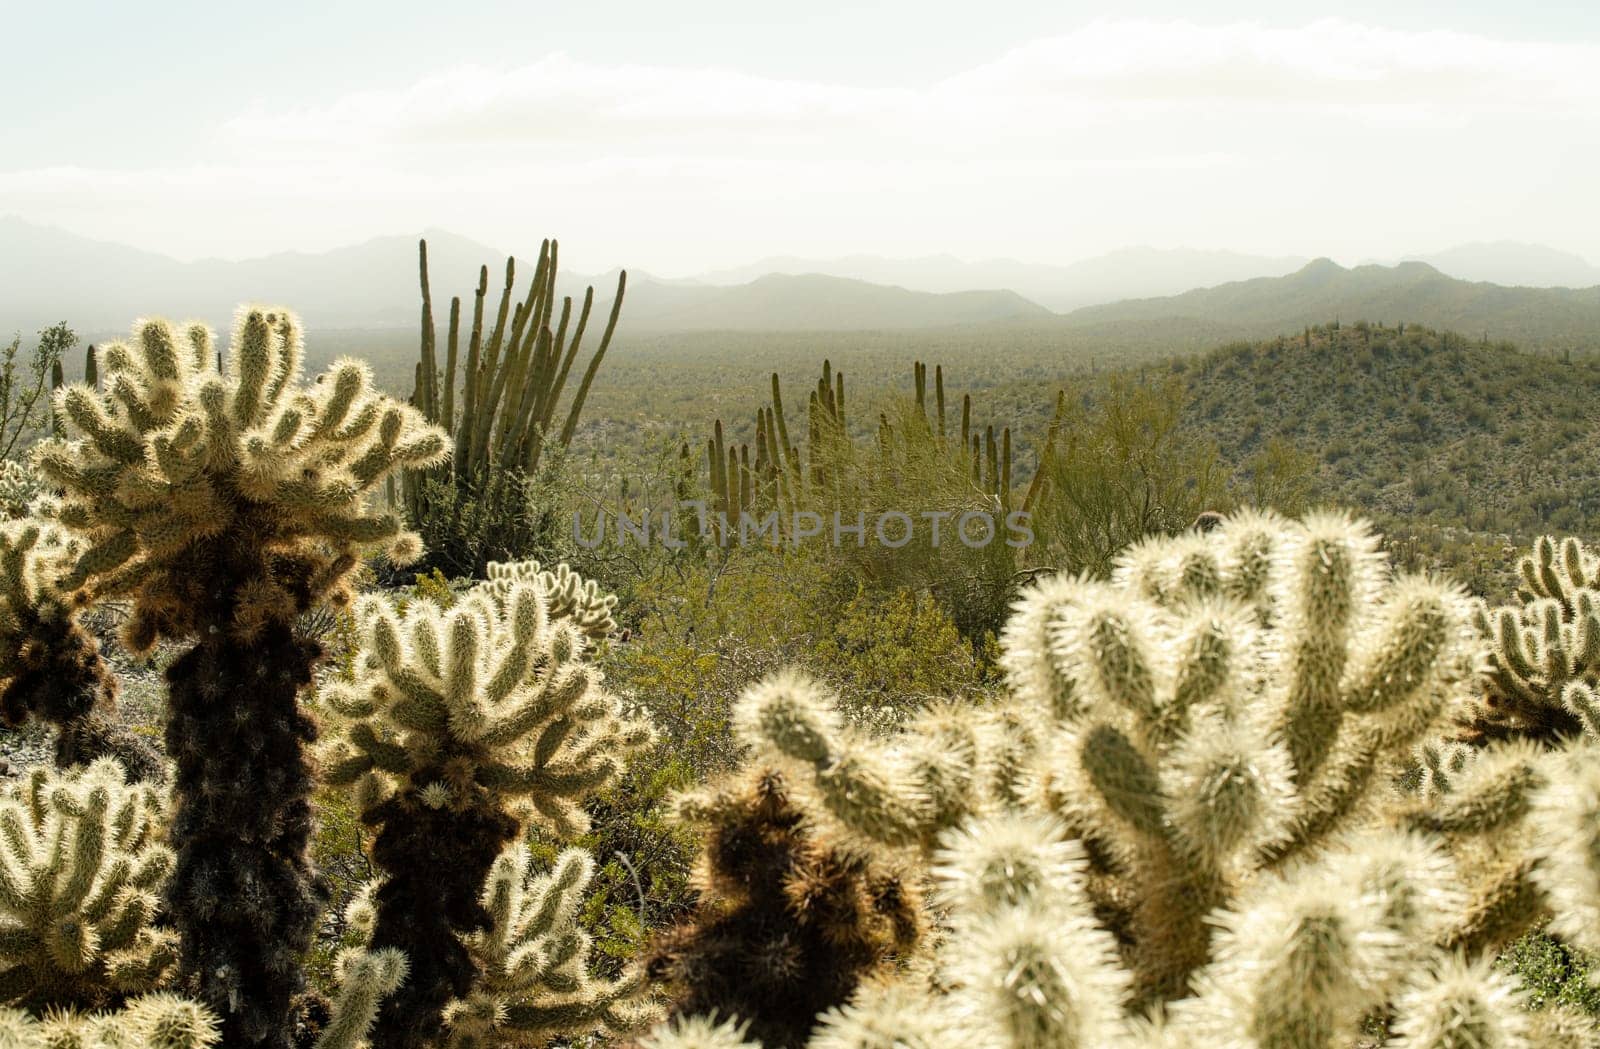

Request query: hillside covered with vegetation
[
  {"left": 1066, "top": 258, "right": 1600, "bottom": 356},
  {"left": 1177, "top": 322, "right": 1600, "bottom": 536}
]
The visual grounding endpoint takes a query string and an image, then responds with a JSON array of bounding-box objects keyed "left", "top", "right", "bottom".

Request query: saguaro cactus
[
  {"left": 32, "top": 308, "right": 446, "bottom": 1049},
  {"left": 320, "top": 559, "right": 649, "bottom": 1049},
  {"left": 0, "top": 759, "right": 177, "bottom": 1009},
  {"left": 0, "top": 521, "right": 161, "bottom": 779}
]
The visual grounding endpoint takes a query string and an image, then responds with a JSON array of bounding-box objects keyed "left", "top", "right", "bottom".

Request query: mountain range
[
  {"left": 4, "top": 217, "right": 1600, "bottom": 350},
  {"left": 1060, "top": 257, "right": 1600, "bottom": 354}
]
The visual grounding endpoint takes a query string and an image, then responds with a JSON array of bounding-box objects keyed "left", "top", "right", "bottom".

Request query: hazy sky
[{"left": 5, "top": 0, "right": 1599, "bottom": 275}]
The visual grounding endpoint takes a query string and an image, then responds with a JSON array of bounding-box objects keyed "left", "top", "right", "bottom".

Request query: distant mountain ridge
[
  {"left": 1060, "top": 258, "right": 1600, "bottom": 355},
  {"left": 0, "top": 218, "right": 1046, "bottom": 336},
  {"left": 694, "top": 247, "right": 1310, "bottom": 311},
  {"left": 5, "top": 218, "right": 1600, "bottom": 347}
]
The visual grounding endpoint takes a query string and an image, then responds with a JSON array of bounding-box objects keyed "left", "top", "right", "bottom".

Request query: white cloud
[{"left": 5, "top": 18, "right": 1599, "bottom": 270}]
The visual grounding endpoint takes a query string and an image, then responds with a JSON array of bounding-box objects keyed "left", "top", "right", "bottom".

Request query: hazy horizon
[{"left": 7, "top": 1, "right": 1600, "bottom": 277}]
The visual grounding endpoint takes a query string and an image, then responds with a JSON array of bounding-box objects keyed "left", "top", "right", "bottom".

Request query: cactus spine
[
  {"left": 32, "top": 308, "right": 446, "bottom": 1049},
  {"left": 0, "top": 994, "right": 220, "bottom": 1049},
  {"left": 320, "top": 559, "right": 649, "bottom": 1048}
]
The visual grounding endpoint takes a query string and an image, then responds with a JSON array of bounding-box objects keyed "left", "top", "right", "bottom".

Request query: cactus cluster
[
  {"left": 1466, "top": 535, "right": 1600, "bottom": 745},
  {"left": 644, "top": 768, "right": 923, "bottom": 1048},
  {"left": 0, "top": 521, "right": 161, "bottom": 779},
  {"left": 31, "top": 307, "right": 446, "bottom": 1049},
  {"left": 699, "top": 360, "right": 1043, "bottom": 542},
  {"left": 320, "top": 559, "right": 650, "bottom": 1048},
  {"left": 0, "top": 759, "right": 176, "bottom": 1009},
  {"left": 0, "top": 460, "right": 55, "bottom": 520},
  {"left": 640, "top": 511, "right": 1600, "bottom": 1049},
  {"left": 404, "top": 239, "right": 626, "bottom": 574}
]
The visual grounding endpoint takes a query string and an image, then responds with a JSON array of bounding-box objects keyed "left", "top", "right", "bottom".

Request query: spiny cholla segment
[
  {"left": 32, "top": 308, "right": 445, "bottom": 652},
  {"left": 0, "top": 994, "right": 218, "bottom": 1049},
  {"left": 320, "top": 560, "right": 649, "bottom": 1049},
  {"left": 0, "top": 759, "right": 177, "bottom": 1009},
  {"left": 0, "top": 522, "right": 161, "bottom": 779},
  {"left": 1467, "top": 535, "right": 1600, "bottom": 745},
  {"left": 0, "top": 521, "right": 90, "bottom": 725},
  {"left": 436, "top": 845, "right": 655, "bottom": 1049}
]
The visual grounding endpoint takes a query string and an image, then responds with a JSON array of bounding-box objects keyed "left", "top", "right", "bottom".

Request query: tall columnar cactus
[
  {"left": 1466, "top": 535, "right": 1600, "bottom": 745},
  {"left": 0, "top": 521, "right": 161, "bottom": 779},
  {"left": 31, "top": 309, "right": 447, "bottom": 1049},
  {"left": 0, "top": 759, "right": 177, "bottom": 1010},
  {"left": 700, "top": 360, "right": 1043, "bottom": 543},
  {"left": 436, "top": 845, "right": 656, "bottom": 1048},
  {"left": 319, "top": 559, "right": 650, "bottom": 1049},
  {"left": 405, "top": 240, "right": 626, "bottom": 575},
  {"left": 643, "top": 769, "right": 923, "bottom": 1048},
  {"left": 0, "top": 994, "right": 220, "bottom": 1049}
]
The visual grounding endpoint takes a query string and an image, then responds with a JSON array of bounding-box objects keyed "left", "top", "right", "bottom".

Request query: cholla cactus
[
  {"left": 0, "top": 521, "right": 161, "bottom": 780},
  {"left": 643, "top": 769, "right": 922, "bottom": 1048},
  {"left": 437, "top": 845, "right": 655, "bottom": 1048},
  {"left": 1465, "top": 535, "right": 1600, "bottom": 745},
  {"left": 311, "top": 949, "right": 409, "bottom": 1049},
  {"left": 0, "top": 460, "right": 55, "bottom": 520},
  {"left": 0, "top": 994, "right": 219, "bottom": 1049},
  {"left": 319, "top": 561, "right": 649, "bottom": 1049},
  {"left": 0, "top": 759, "right": 177, "bottom": 1010},
  {"left": 669, "top": 509, "right": 1600, "bottom": 1049},
  {"left": 742, "top": 512, "right": 1487, "bottom": 1001},
  {"left": 31, "top": 309, "right": 447, "bottom": 1049}
]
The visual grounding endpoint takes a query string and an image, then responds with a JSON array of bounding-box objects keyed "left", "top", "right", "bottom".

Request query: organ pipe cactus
[
  {"left": 31, "top": 308, "right": 447, "bottom": 1049},
  {"left": 0, "top": 521, "right": 161, "bottom": 779},
  {"left": 0, "top": 759, "right": 177, "bottom": 1010},
  {"left": 406, "top": 240, "right": 626, "bottom": 574},
  {"left": 700, "top": 360, "right": 1042, "bottom": 542},
  {"left": 319, "top": 559, "right": 650, "bottom": 1049}
]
